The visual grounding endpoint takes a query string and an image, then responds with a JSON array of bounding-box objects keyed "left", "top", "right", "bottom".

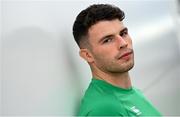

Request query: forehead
[{"left": 88, "top": 19, "right": 125, "bottom": 41}]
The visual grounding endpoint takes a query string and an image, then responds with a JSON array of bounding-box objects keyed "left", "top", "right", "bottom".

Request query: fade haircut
[{"left": 73, "top": 4, "right": 125, "bottom": 48}]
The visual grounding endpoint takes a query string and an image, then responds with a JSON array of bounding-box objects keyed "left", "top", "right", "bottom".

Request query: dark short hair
[{"left": 72, "top": 4, "right": 125, "bottom": 48}]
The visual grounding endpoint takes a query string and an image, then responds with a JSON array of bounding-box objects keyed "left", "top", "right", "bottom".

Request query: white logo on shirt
[{"left": 130, "top": 106, "right": 142, "bottom": 115}]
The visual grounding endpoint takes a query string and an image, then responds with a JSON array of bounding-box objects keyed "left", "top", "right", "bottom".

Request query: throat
[{"left": 93, "top": 72, "right": 132, "bottom": 89}]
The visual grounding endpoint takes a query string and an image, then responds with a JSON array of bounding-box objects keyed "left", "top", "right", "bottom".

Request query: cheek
[
  {"left": 91, "top": 45, "right": 117, "bottom": 62},
  {"left": 93, "top": 50, "right": 114, "bottom": 64}
]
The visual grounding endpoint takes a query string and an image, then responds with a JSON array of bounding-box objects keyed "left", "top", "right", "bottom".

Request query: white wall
[
  {"left": 0, "top": 0, "right": 2, "bottom": 115},
  {"left": 1, "top": 0, "right": 180, "bottom": 116},
  {"left": 1, "top": 1, "right": 88, "bottom": 115}
]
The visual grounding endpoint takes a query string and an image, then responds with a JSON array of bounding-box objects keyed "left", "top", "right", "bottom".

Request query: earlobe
[{"left": 79, "top": 49, "right": 94, "bottom": 63}]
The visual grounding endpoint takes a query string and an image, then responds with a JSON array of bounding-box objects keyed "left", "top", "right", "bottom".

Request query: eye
[
  {"left": 120, "top": 29, "right": 128, "bottom": 37},
  {"left": 103, "top": 37, "right": 113, "bottom": 44}
]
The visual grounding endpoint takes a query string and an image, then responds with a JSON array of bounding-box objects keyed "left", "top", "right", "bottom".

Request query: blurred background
[{"left": 0, "top": 0, "right": 180, "bottom": 116}]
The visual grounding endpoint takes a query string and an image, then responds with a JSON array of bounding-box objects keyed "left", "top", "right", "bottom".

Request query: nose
[{"left": 116, "top": 35, "right": 128, "bottom": 49}]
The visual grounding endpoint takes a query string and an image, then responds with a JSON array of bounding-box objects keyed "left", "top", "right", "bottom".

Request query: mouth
[{"left": 118, "top": 51, "right": 133, "bottom": 60}]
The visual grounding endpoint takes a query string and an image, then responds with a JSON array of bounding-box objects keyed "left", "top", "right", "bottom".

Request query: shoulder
[
  {"left": 89, "top": 99, "right": 124, "bottom": 116},
  {"left": 78, "top": 80, "right": 128, "bottom": 116},
  {"left": 80, "top": 97, "right": 127, "bottom": 116}
]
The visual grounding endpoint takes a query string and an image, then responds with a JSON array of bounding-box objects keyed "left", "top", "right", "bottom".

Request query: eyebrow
[
  {"left": 121, "top": 27, "right": 128, "bottom": 34},
  {"left": 98, "top": 27, "right": 128, "bottom": 43}
]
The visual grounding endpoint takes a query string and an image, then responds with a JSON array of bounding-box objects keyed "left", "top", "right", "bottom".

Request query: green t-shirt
[{"left": 78, "top": 78, "right": 162, "bottom": 116}]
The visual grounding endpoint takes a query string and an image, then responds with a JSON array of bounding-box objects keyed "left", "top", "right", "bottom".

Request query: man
[{"left": 72, "top": 4, "right": 161, "bottom": 116}]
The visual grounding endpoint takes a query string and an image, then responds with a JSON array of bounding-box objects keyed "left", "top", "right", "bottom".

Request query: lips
[
  {"left": 120, "top": 52, "right": 132, "bottom": 58},
  {"left": 118, "top": 50, "right": 133, "bottom": 60}
]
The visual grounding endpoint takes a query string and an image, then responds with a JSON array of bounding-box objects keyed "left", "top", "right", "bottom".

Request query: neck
[{"left": 92, "top": 68, "right": 132, "bottom": 89}]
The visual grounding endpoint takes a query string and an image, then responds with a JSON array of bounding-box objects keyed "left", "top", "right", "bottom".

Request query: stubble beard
[
  {"left": 106, "top": 59, "right": 134, "bottom": 74},
  {"left": 92, "top": 48, "right": 134, "bottom": 74},
  {"left": 98, "top": 53, "right": 134, "bottom": 74}
]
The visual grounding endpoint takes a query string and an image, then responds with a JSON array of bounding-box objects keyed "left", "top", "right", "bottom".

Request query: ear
[{"left": 79, "top": 49, "right": 94, "bottom": 63}]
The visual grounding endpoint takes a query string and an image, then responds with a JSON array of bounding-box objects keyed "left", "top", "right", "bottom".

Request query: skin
[{"left": 79, "top": 19, "right": 134, "bottom": 89}]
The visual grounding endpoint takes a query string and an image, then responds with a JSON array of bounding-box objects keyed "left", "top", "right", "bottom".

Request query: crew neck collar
[{"left": 92, "top": 77, "right": 134, "bottom": 94}]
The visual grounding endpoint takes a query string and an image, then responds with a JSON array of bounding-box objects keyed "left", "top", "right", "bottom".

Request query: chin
[
  {"left": 127, "top": 63, "right": 134, "bottom": 71},
  {"left": 127, "top": 60, "right": 134, "bottom": 70},
  {"left": 117, "top": 61, "right": 134, "bottom": 73}
]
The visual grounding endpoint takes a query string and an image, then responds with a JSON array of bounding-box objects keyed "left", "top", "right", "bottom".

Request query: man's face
[{"left": 87, "top": 19, "right": 134, "bottom": 73}]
